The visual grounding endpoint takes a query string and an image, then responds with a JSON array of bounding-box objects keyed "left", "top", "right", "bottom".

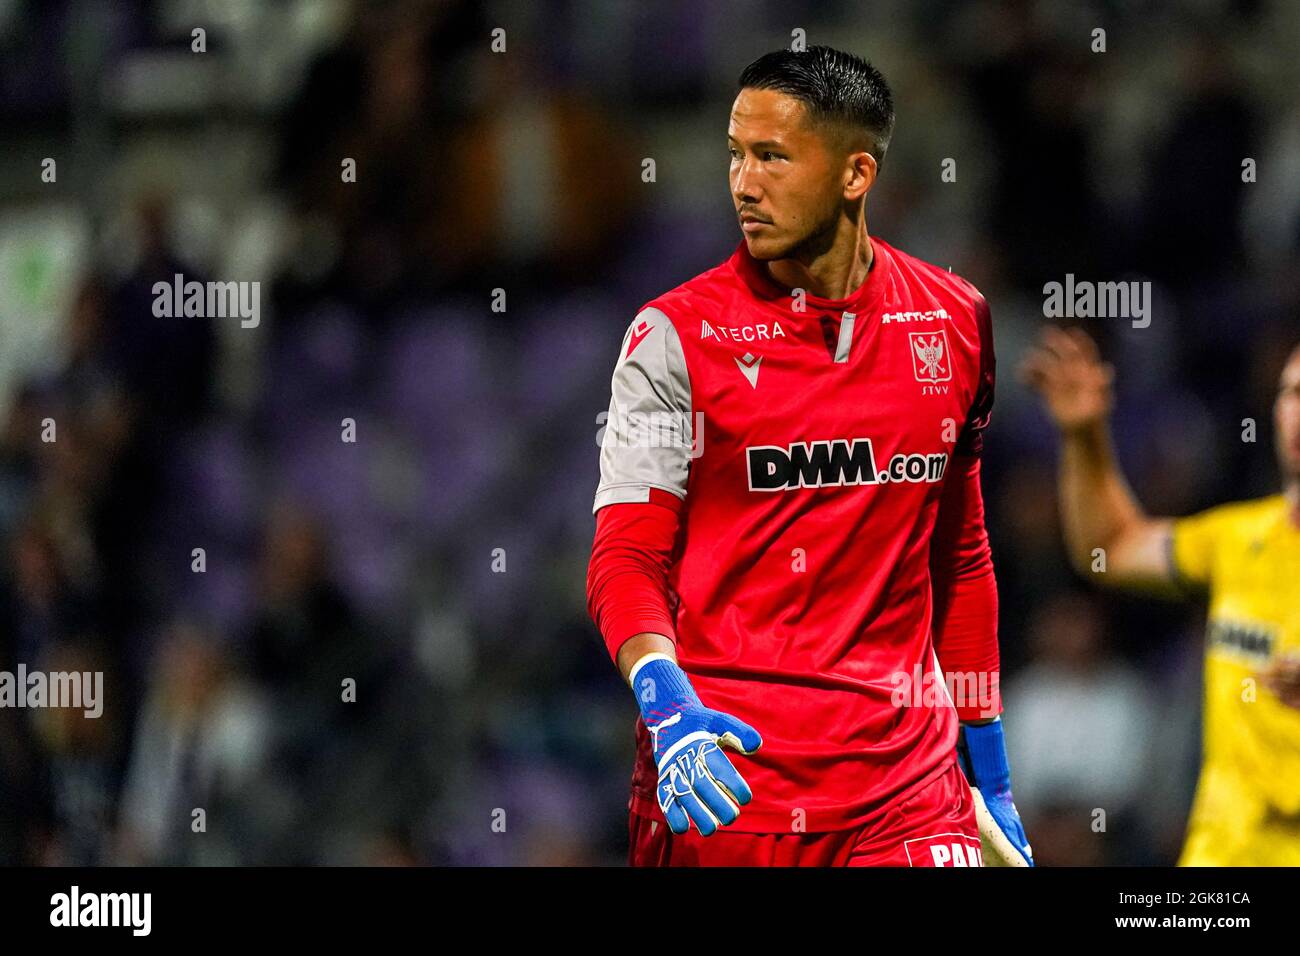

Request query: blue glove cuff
[
  {"left": 629, "top": 654, "right": 699, "bottom": 722},
  {"left": 959, "top": 718, "right": 1012, "bottom": 792}
]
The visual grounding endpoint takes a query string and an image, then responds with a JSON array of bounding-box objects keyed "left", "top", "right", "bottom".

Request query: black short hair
[{"left": 737, "top": 46, "right": 895, "bottom": 165}]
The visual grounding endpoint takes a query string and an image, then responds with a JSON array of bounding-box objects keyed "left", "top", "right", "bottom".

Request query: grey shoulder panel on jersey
[{"left": 593, "top": 307, "right": 693, "bottom": 513}]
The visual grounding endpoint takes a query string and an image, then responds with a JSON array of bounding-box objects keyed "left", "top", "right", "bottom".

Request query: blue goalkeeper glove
[
  {"left": 630, "top": 653, "right": 762, "bottom": 836},
  {"left": 958, "top": 718, "right": 1034, "bottom": 867}
]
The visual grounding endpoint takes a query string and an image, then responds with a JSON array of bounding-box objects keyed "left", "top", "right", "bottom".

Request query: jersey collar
[{"left": 731, "top": 234, "right": 893, "bottom": 318}]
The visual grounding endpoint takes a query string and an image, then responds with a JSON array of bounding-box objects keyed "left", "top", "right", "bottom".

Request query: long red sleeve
[
  {"left": 586, "top": 489, "right": 683, "bottom": 663},
  {"left": 929, "top": 453, "right": 1001, "bottom": 722}
]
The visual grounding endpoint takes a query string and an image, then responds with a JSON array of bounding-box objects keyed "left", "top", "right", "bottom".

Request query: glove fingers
[
  {"left": 970, "top": 786, "right": 1033, "bottom": 867},
  {"left": 703, "top": 746, "right": 753, "bottom": 807},
  {"left": 691, "top": 759, "right": 741, "bottom": 827},
  {"left": 657, "top": 763, "right": 693, "bottom": 835},
  {"left": 989, "top": 798, "right": 1033, "bottom": 864},
  {"left": 660, "top": 795, "right": 691, "bottom": 835},
  {"left": 676, "top": 787, "right": 721, "bottom": 836}
]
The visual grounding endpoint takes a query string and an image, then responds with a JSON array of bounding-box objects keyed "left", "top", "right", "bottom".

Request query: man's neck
[
  {"left": 1286, "top": 479, "right": 1300, "bottom": 528},
  {"left": 764, "top": 220, "right": 874, "bottom": 300}
]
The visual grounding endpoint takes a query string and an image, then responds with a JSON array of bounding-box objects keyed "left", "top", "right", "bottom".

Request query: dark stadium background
[{"left": 0, "top": 0, "right": 1297, "bottom": 865}]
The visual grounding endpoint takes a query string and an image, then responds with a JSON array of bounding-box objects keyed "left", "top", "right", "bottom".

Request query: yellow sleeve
[{"left": 1170, "top": 505, "right": 1229, "bottom": 589}]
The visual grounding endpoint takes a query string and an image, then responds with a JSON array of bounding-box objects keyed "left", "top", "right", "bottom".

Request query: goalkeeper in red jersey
[{"left": 586, "top": 46, "right": 1032, "bottom": 867}]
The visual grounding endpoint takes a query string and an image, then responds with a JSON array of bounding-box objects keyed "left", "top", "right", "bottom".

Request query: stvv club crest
[{"left": 909, "top": 330, "right": 952, "bottom": 384}]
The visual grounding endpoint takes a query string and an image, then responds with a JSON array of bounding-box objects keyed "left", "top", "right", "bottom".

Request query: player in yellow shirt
[{"left": 1023, "top": 327, "right": 1300, "bottom": 865}]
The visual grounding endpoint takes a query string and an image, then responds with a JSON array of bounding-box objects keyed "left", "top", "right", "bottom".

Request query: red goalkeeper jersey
[{"left": 588, "top": 235, "right": 999, "bottom": 832}]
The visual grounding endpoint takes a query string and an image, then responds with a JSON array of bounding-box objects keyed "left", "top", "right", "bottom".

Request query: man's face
[
  {"left": 1275, "top": 346, "right": 1300, "bottom": 481},
  {"left": 728, "top": 88, "right": 849, "bottom": 261}
]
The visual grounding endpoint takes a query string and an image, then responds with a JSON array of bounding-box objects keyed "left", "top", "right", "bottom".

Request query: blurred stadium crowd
[{"left": 0, "top": 0, "right": 1298, "bottom": 865}]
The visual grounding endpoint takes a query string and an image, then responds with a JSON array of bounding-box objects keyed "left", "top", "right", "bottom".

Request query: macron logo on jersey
[
  {"left": 747, "top": 438, "right": 948, "bottom": 491},
  {"left": 735, "top": 352, "right": 761, "bottom": 388},
  {"left": 626, "top": 320, "right": 653, "bottom": 359}
]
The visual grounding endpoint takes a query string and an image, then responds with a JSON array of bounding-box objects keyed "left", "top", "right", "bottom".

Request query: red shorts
[{"left": 628, "top": 760, "right": 981, "bottom": 867}]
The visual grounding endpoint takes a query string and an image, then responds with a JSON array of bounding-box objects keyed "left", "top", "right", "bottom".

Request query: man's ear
[{"left": 844, "top": 149, "right": 878, "bottom": 202}]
